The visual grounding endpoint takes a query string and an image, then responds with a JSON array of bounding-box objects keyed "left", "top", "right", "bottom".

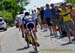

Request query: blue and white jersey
[{"left": 22, "top": 16, "right": 34, "bottom": 25}]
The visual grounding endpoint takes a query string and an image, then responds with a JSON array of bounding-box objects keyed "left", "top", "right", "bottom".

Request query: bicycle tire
[
  {"left": 34, "top": 43, "right": 38, "bottom": 52},
  {"left": 25, "top": 33, "right": 30, "bottom": 47},
  {"left": 30, "top": 34, "right": 38, "bottom": 52},
  {"left": 29, "top": 28, "right": 38, "bottom": 52}
]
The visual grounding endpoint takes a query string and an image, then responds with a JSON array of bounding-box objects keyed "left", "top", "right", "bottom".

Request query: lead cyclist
[{"left": 21, "top": 12, "right": 39, "bottom": 48}]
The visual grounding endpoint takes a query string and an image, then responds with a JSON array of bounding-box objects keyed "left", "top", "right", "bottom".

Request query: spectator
[
  {"left": 50, "top": 4, "right": 57, "bottom": 36},
  {"left": 69, "top": 5, "right": 75, "bottom": 23},
  {"left": 31, "top": 10, "right": 38, "bottom": 32},
  {"left": 40, "top": 7, "right": 45, "bottom": 30},
  {"left": 44, "top": 4, "right": 52, "bottom": 34},
  {"left": 60, "top": 3, "right": 75, "bottom": 43},
  {"left": 37, "top": 8, "right": 41, "bottom": 28}
]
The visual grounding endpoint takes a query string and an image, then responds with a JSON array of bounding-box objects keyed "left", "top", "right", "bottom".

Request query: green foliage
[
  {"left": 0, "top": 0, "right": 29, "bottom": 26},
  {"left": 0, "top": 10, "right": 13, "bottom": 26},
  {"left": 16, "top": 0, "right": 29, "bottom": 6},
  {"left": 0, "top": 0, "right": 20, "bottom": 26},
  {"left": 66, "top": 0, "right": 75, "bottom": 5}
]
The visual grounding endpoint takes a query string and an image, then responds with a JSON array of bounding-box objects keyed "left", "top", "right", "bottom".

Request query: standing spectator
[
  {"left": 50, "top": 4, "right": 57, "bottom": 36},
  {"left": 54, "top": 6, "right": 61, "bottom": 37},
  {"left": 69, "top": 5, "right": 75, "bottom": 41},
  {"left": 40, "top": 7, "right": 46, "bottom": 31},
  {"left": 37, "top": 8, "right": 41, "bottom": 28},
  {"left": 60, "top": 3, "right": 75, "bottom": 43},
  {"left": 31, "top": 10, "right": 38, "bottom": 32},
  {"left": 44, "top": 4, "right": 52, "bottom": 35},
  {"left": 69, "top": 5, "right": 75, "bottom": 23}
]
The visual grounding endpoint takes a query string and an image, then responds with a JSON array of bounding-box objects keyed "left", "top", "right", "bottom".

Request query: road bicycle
[{"left": 25, "top": 27, "right": 38, "bottom": 52}]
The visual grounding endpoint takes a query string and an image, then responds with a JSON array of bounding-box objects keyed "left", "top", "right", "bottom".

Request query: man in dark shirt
[{"left": 40, "top": 7, "right": 44, "bottom": 30}]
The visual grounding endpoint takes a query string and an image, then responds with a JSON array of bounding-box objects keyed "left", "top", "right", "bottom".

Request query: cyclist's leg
[
  {"left": 34, "top": 21, "right": 38, "bottom": 42},
  {"left": 27, "top": 23, "right": 40, "bottom": 46},
  {"left": 24, "top": 29, "right": 31, "bottom": 47},
  {"left": 33, "top": 32, "right": 40, "bottom": 46},
  {"left": 20, "top": 25, "right": 24, "bottom": 38},
  {"left": 22, "top": 24, "right": 30, "bottom": 47},
  {"left": 18, "top": 22, "right": 21, "bottom": 30},
  {"left": 26, "top": 23, "right": 36, "bottom": 45}
]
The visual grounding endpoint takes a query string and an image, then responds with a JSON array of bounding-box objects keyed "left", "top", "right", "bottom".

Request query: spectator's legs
[
  {"left": 66, "top": 31, "right": 71, "bottom": 42},
  {"left": 49, "top": 26, "right": 53, "bottom": 35},
  {"left": 71, "top": 31, "right": 75, "bottom": 41}
]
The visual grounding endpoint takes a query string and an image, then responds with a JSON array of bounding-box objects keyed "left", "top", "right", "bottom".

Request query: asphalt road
[{"left": 0, "top": 27, "right": 75, "bottom": 53}]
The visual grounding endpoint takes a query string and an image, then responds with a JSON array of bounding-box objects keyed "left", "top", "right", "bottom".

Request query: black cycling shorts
[{"left": 26, "top": 23, "right": 34, "bottom": 30}]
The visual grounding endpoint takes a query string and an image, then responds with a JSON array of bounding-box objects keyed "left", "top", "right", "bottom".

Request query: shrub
[{"left": 0, "top": 10, "right": 13, "bottom": 26}]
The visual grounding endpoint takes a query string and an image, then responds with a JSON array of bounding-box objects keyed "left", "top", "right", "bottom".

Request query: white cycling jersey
[{"left": 16, "top": 14, "right": 24, "bottom": 25}]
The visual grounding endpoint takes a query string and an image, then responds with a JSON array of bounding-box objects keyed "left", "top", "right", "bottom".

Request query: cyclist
[
  {"left": 22, "top": 12, "right": 39, "bottom": 47},
  {"left": 16, "top": 11, "right": 24, "bottom": 38}
]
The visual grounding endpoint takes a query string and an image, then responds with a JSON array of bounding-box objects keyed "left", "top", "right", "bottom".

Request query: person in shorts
[
  {"left": 31, "top": 10, "right": 38, "bottom": 32},
  {"left": 40, "top": 7, "right": 45, "bottom": 30},
  {"left": 50, "top": 4, "right": 59, "bottom": 36},
  {"left": 60, "top": 3, "right": 75, "bottom": 43},
  {"left": 44, "top": 4, "right": 53, "bottom": 34}
]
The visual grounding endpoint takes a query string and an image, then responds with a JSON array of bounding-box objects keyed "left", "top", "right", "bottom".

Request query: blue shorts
[{"left": 45, "top": 18, "right": 52, "bottom": 26}]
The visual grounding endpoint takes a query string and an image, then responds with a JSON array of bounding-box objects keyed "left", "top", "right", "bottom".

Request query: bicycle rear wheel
[
  {"left": 34, "top": 43, "right": 38, "bottom": 52},
  {"left": 25, "top": 33, "right": 31, "bottom": 48},
  {"left": 29, "top": 28, "right": 38, "bottom": 52},
  {"left": 31, "top": 35, "right": 38, "bottom": 52}
]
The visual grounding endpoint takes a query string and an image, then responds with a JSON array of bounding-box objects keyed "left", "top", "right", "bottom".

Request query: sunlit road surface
[{"left": 0, "top": 26, "right": 75, "bottom": 53}]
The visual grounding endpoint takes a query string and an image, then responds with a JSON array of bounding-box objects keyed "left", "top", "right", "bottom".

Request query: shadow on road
[
  {"left": 0, "top": 30, "right": 4, "bottom": 32},
  {"left": 61, "top": 42, "right": 73, "bottom": 46},
  {"left": 44, "top": 35, "right": 50, "bottom": 37},
  {"left": 29, "top": 51, "right": 38, "bottom": 53},
  {"left": 17, "top": 46, "right": 29, "bottom": 51}
]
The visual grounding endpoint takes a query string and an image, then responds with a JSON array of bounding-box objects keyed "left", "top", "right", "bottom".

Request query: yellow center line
[{"left": 40, "top": 48, "right": 72, "bottom": 52}]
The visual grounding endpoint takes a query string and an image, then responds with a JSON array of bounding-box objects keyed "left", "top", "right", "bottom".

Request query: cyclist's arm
[{"left": 21, "top": 22, "right": 25, "bottom": 32}]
